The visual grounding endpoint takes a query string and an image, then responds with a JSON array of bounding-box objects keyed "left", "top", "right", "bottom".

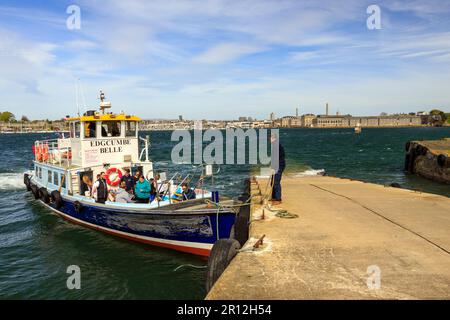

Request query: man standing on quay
[{"left": 271, "top": 133, "right": 286, "bottom": 205}]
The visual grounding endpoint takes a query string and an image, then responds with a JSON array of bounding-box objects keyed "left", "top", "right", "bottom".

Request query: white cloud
[
  {"left": 193, "top": 43, "right": 265, "bottom": 64},
  {"left": 64, "top": 40, "right": 98, "bottom": 50}
]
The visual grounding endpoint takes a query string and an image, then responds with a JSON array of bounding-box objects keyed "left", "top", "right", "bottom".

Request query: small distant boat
[
  {"left": 23, "top": 91, "right": 246, "bottom": 256},
  {"left": 354, "top": 124, "right": 362, "bottom": 134}
]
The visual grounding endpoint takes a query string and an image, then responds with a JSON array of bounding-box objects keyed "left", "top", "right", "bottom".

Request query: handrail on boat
[{"left": 34, "top": 137, "right": 72, "bottom": 168}]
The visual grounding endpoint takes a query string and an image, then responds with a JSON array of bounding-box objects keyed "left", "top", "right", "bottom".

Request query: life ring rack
[{"left": 105, "top": 167, "right": 123, "bottom": 187}]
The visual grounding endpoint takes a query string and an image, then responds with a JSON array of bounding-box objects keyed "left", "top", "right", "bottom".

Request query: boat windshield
[
  {"left": 101, "top": 121, "right": 121, "bottom": 137},
  {"left": 125, "top": 121, "right": 137, "bottom": 137}
]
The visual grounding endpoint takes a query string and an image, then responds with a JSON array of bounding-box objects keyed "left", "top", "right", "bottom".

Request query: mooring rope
[{"left": 173, "top": 264, "right": 208, "bottom": 272}]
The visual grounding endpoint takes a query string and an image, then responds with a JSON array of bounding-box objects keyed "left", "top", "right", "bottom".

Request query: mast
[{"left": 99, "top": 90, "right": 111, "bottom": 114}]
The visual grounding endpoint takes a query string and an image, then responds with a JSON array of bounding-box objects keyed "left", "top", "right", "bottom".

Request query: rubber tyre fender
[
  {"left": 30, "top": 184, "right": 40, "bottom": 200},
  {"left": 51, "top": 190, "right": 64, "bottom": 209},
  {"left": 24, "top": 174, "right": 32, "bottom": 191},
  {"left": 73, "top": 201, "right": 82, "bottom": 214},
  {"left": 39, "top": 187, "right": 50, "bottom": 204},
  {"left": 437, "top": 154, "right": 447, "bottom": 168},
  {"left": 234, "top": 204, "right": 250, "bottom": 247},
  {"left": 205, "top": 239, "right": 241, "bottom": 293}
]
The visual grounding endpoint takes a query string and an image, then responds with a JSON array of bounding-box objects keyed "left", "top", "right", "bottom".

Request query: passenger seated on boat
[
  {"left": 135, "top": 176, "right": 151, "bottom": 204},
  {"left": 149, "top": 178, "right": 158, "bottom": 203},
  {"left": 91, "top": 174, "right": 100, "bottom": 199},
  {"left": 80, "top": 175, "right": 93, "bottom": 197},
  {"left": 181, "top": 183, "right": 196, "bottom": 201},
  {"left": 133, "top": 171, "right": 141, "bottom": 185},
  {"left": 154, "top": 173, "right": 168, "bottom": 197},
  {"left": 93, "top": 172, "right": 109, "bottom": 204},
  {"left": 120, "top": 168, "right": 135, "bottom": 194},
  {"left": 111, "top": 181, "right": 133, "bottom": 203}
]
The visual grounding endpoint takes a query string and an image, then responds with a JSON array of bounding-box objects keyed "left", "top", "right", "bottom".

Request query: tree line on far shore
[{"left": 0, "top": 112, "right": 63, "bottom": 123}]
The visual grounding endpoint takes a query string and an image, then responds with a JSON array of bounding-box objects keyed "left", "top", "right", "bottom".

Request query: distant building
[
  {"left": 312, "top": 115, "right": 422, "bottom": 127},
  {"left": 238, "top": 116, "right": 248, "bottom": 122},
  {"left": 313, "top": 115, "right": 347, "bottom": 127},
  {"left": 281, "top": 116, "right": 301, "bottom": 127},
  {"left": 290, "top": 118, "right": 301, "bottom": 127},
  {"left": 179, "top": 115, "right": 183, "bottom": 121},
  {"left": 301, "top": 114, "right": 316, "bottom": 127},
  {"left": 269, "top": 112, "right": 275, "bottom": 121}
]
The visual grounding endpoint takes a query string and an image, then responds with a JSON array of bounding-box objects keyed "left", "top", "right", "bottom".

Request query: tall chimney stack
[{"left": 326, "top": 103, "right": 329, "bottom": 116}]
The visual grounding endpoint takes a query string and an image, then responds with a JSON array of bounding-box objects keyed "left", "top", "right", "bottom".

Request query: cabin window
[
  {"left": 53, "top": 172, "right": 59, "bottom": 186},
  {"left": 38, "top": 167, "right": 42, "bottom": 179},
  {"left": 48, "top": 170, "right": 53, "bottom": 184},
  {"left": 101, "top": 121, "right": 121, "bottom": 137},
  {"left": 125, "top": 121, "right": 137, "bottom": 137},
  {"left": 84, "top": 121, "right": 97, "bottom": 138},
  {"left": 74, "top": 122, "right": 81, "bottom": 138}
]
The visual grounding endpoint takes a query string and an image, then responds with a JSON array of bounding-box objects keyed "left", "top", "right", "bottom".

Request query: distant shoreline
[
  {"left": 2, "top": 125, "right": 448, "bottom": 134},
  {"left": 0, "top": 131, "right": 69, "bottom": 134}
]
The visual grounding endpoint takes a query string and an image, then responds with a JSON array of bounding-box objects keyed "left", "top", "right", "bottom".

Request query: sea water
[{"left": 0, "top": 127, "right": 449, "bottom": 299}]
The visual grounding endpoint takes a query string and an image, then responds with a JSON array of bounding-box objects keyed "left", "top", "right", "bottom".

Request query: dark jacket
[
  {"left": 121, "top": 174, "right": 135, "bottom": 192},
  {"left": 271, "top": 142, "right": 286, "bottom": 172},
  {"left": 150, "top": 181, "right": 157, "bottom": 196},
  {"left": 183, "top": 188, "right": 196, "bottom": 200},
  {"left": 80, "top": 182, "right": 91, "bottom": 196},
  {"left": 96, "top": 178, "right": 108, "bottom": 200}
]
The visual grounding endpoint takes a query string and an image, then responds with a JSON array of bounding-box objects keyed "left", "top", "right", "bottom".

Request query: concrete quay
[{"left": 206, "top": 175, "right": 450, "bottom": 299}]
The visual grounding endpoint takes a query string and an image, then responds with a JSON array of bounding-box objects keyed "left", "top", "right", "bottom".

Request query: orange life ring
[
  {"left": 35, "top": 145, "right": 43, "bottom": 161},
  {"left": 105, "top": 168, "right": 122, "bottom": 186},
  {"left": 42, "top": 144, "right": 49, "bottom": 162}
]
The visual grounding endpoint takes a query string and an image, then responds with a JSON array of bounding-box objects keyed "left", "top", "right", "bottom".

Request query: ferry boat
[{"left": 23, "top": 92, "right": 246, "bottom": 256}]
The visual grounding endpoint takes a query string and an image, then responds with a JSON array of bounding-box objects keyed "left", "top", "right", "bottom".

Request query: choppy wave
[{"left": 0, "top": 173, "right": 25, "bottom": 191}]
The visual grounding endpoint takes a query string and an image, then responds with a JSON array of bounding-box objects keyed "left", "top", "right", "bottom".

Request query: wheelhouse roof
[{"left": 66, "top": 114, "right": 141, "bottom": 122}]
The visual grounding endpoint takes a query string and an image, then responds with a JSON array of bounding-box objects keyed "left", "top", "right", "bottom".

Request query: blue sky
[{"left": 0, "top": 0, "right": 450, "bottom": 120}]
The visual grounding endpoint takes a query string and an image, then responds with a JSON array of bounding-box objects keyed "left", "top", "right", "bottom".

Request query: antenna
[{"left": 75, "top": 79, "right": 80, "bottom": 116}]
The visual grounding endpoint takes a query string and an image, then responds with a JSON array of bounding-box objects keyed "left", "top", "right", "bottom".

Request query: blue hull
[{"left": 43, "top": 196, "right": 236, "bottom": 256}]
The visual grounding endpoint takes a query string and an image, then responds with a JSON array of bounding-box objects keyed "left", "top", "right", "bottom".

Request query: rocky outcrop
[{"left": 405, "top": 139, "right": 450, "bottom": 184}]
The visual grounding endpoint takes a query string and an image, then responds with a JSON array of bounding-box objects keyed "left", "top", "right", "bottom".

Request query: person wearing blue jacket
[{"left": 134, "top": 176, "right": 151, "bottom": 203}]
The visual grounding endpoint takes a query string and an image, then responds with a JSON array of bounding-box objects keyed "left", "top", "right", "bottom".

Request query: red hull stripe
[{"left": 42, "top": 203, "right": 212, "bottom": 257}]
